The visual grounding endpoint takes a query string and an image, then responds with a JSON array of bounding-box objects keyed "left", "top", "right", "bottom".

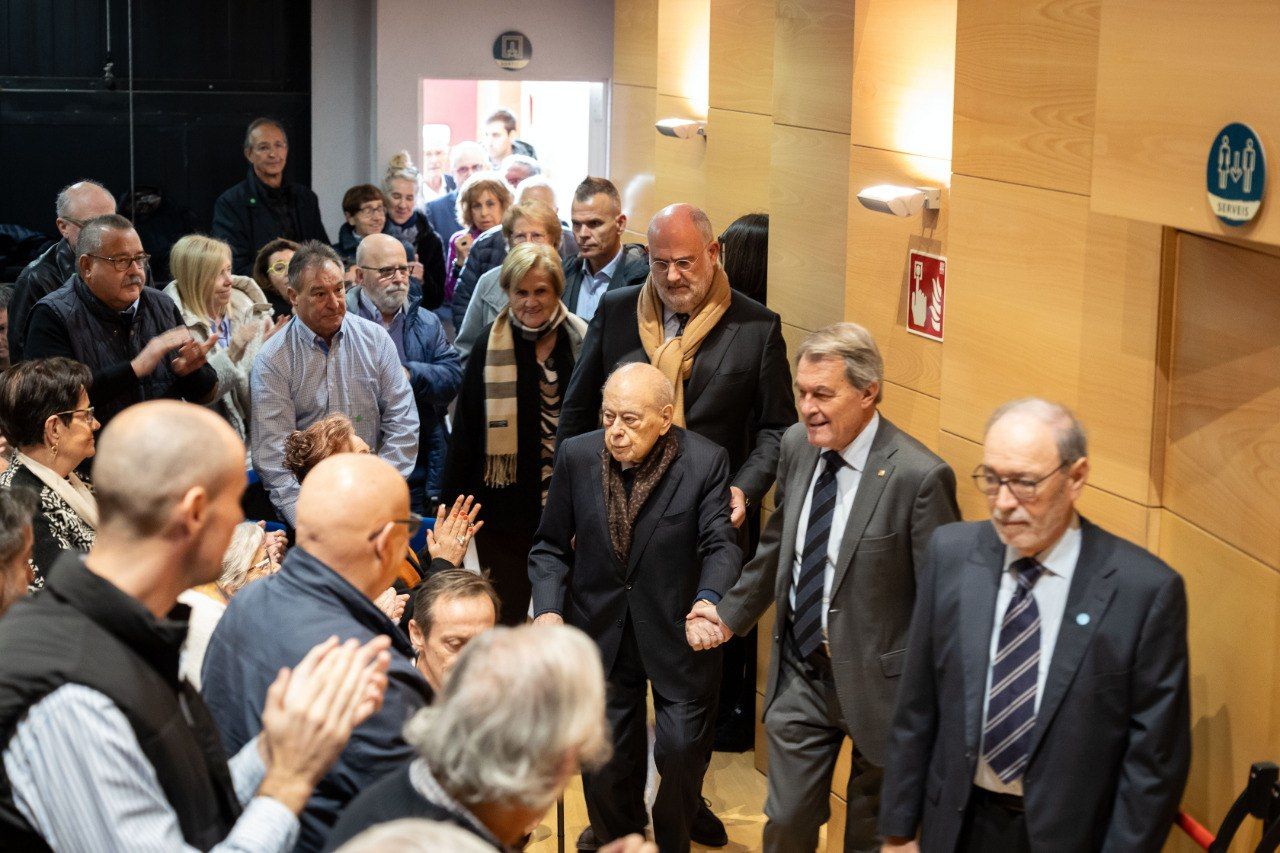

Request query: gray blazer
[
  {"left": 718, "top": 416, "right": 959, "bottom": 766},
  {"left": 879, "top": 519, "right": 1191, "bottom": 852}
]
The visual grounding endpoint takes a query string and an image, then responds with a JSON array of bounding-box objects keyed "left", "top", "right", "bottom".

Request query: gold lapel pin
[{"left": 877, "top": 469, "right": 886, "bottom": 477}]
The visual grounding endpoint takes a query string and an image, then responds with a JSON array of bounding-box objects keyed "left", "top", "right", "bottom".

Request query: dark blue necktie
[
  {"left": 791, "top": 450, "right": 844, "bottom": 659},
  {"left": 983, "top": 557, "right": 1044, "bottom": 783}
]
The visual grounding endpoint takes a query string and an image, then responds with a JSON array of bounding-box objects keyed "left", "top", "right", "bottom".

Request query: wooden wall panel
[
  {"left": 705, "top": 108, "right": 772, "bottom": 234},
  {"left": 1164, "top": 233, "right": 1280, "bottom": 568},
  {"left": 614, "top": 0, "right": 660, "bottom": 87},
  {"left": 610, "top": 83, "right": 658, "bottom": 231},
  {"left": 940, "top": 175, "right": 1163, "bottom": 505},
  {"left": 850, "top": 0, "right": 956, "bottom": 159},
  {"left": 879, "top": 381, "right": 941, "bottom": 454},
  {"left": 772, "top": 0, "right": 854, "bottom": 133},
  {"left": 1159, "top": 511, "right": 1280, "bottom": 849},
  {"left": 825, "top": 793, "right": 847, "bottom": 853},
  {"left": 845, "top": 145, "right": 950, "bottom": 398},
  {"left": 1092, "top": 1, "right": 1280, "bottom": 246},
  {"left": 953, "top": 0, "right": 1099, "bottom": 195},
  {"left": 769, "top": 125, "right": 850, "bottom": 331},
  {"left": 656, "top": 0, "right": 711, "bottom": 106},
  {"left": 654, "top": 94, "right": 710, "bottom": 211},
  {"left": 709, "top": 0, "right": 774, "bottom": 115}
]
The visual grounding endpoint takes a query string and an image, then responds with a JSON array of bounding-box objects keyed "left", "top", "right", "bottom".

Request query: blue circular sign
[{"left": 1206, "top": 122, "right": 1265, "bottom": 226}]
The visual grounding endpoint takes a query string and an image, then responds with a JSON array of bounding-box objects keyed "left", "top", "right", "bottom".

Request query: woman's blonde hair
[
  {"left": 455, "top": 173, "right": 514, "bottom": 230},
  {"left": 170, "top": 234, "right": 232, "bottom": 325},
  {"left": 498, "top": 242, "right": 564, "bottom": 298},
  {"left": 383, "top": 150, "right": 421, "bottom": 193},
  {"left": 218, "top": 521, "right": 267, "bottom": 594}
]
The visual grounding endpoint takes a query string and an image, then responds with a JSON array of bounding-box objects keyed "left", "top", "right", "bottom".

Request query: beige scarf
[
  {"left": 482, "top": 301, "right": 585, "bottom": 487},
  {"left": 16, "top": 451, "right": 99, "bottom": 529},
  {"left": 636, "top": 265, "right": 732, "bottom": 426}
]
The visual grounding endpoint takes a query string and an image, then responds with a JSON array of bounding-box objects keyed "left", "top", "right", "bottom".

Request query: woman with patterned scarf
[{"left": 441, "top": 242, "right": 587, "bottom": 625}]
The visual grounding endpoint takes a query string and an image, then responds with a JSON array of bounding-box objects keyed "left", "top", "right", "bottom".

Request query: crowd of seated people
[{"left": 0, "top": 103, "right": 1196, "bottom": 853}]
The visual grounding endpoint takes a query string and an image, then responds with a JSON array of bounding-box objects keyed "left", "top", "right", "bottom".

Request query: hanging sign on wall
[
  {"left": 1206, "top": 122, "right": 1265, "bottom": 226},
  {"left": 493, "top": 31, "right": 532, "bottom": 71},
  {"left": 906, "top": 249, "right": 945, "bottom": 342}
]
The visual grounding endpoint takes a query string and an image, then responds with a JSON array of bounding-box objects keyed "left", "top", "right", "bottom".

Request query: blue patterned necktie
[
  {"left": 983, "top": 556, "right": 1044, "bottom": 783},
  {"left": 791, "top": 450, "right": 845, "bottom": 659}
]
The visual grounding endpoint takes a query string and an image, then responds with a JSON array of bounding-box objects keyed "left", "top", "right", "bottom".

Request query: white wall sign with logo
[
  {"left": 906, "top": 249, "right": 945, "bottom": 342},
  {"left": 493, "top": 31, "right": 531, "bottom": 71},
  {"left": 1206, "top": 122, "right": 1265, "bottom": 226}
]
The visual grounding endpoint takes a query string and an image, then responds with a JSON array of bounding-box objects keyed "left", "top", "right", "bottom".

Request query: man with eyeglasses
[
  {"left": 212, "top": 117, "right": 330, "bottom": 275},
  {"left": 347, "top": 233, "right": 462, "bottom": 512},
  {"left": 10, "top": 179, "right": 118, "bottom": 362},
  {"left": 24, "top": 214, "right": 219, "bottom": 430},
  {"left": 558, "top": 203, "right": 796, "bottom": 846},
  {"left": 879, "top": 398, "right": 1190, "bottom": 853},
  {"left": 203, "top": 452, "right": 434, "bottom": 852},
  {"left": 423, "top": 141, "right": 489, "bottom": 254}
]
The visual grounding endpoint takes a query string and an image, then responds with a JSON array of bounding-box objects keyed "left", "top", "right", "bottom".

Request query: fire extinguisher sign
[{"left": 906, "top": 249, "right": 945, "bottom": 342}]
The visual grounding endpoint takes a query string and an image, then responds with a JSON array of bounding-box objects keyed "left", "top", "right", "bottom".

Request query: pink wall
[{"left": 421, "top": 79, "right": 479, "bottom": 149}]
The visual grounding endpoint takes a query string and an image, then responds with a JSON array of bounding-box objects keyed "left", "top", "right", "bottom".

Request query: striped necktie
[
  {"left": 983, "top": 556, "right": 1044, "bottom": 783},
  {"left": 791, "top": 450, "right": 844, "bottom": 659}
]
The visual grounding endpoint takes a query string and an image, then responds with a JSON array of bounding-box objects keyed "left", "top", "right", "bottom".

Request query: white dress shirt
[
  {"left": 974, "top": 516, "right": 1081, "bottom": 795},
  {"left": 788, "top": 414, "right": 880, "bottom": 639}
]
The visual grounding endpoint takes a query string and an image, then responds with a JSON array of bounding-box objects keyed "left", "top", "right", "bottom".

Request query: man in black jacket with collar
[
  {"left": 212, "top": 118, "right": 329, "bottom": 274},
  {"left": 532, "top": 363, "right": 741, "bottom": 852},
  {"left": 559, "top": 177, "right": 650, "bottom": 322}
]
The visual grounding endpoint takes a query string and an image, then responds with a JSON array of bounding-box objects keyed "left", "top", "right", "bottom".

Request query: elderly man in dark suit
[
  {"left": 531, "top": 362, "right": 741, "bottom": 852},
  {"left": 878, "top": 398, "right": 1190, "bottom": 853},
  {"left": 689, "top": 322, "right": 960, "bottom": 852}
]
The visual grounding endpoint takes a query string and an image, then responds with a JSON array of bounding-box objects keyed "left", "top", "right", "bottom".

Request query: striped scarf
[{"left": 482, "top": 301, "right": 572, "bottom": 487}]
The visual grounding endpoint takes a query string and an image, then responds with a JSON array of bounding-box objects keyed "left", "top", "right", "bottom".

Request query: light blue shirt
[
  {"left": 573, "top": 247, "right": 624, "bottom": 321},
  {"left": 5, "top": 683, "right": 297, "bottom": 852},
  {"left": 250, "top": 313, "right": 419, "bottom": 525},
  {"left": 788, "top": 414, "right": 881, "bottom": 639}
]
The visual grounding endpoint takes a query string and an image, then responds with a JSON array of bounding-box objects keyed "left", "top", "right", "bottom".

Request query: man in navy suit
[
  {"left": 879, "top": 399, "right": 1190, "bottom": 852},
  {"left": 530, "top": 363, "right": 741, "bottom": 852}
]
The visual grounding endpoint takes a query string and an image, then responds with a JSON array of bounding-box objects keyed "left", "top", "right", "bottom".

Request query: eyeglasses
[
  {"left": 269, "top": 261, "right": 290, "bottom": 274},
  {"left": 366, "top": 512, "right": 424, "bottom": 542},
  {"left": 54, "top": 406, "right": 95, "bottom": 424},
  {"left": 88, "top": 253, "right": 150, "bottom": 272},
  {"left": 971, "top": 462, "right": 1070, "bottom": 501},
  {"left": 649, "top": 256, "right": 698, "bottom": 275},
  {"left": 360, "top": 264, "right": 411, "bottom": 280},
  {"left": 60, "top": 216, "right": 87, "bottom": 228},
  {"left": 356, "top": 204, "right": 385, "bottom": 217}
]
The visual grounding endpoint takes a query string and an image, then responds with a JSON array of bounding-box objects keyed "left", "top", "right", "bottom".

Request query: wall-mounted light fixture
[
  {"left": 855, "top": 184, "right": 942, "bottom": 218},
  {"left": 656, "top": 118, "right": 706, "bottom": 139}
]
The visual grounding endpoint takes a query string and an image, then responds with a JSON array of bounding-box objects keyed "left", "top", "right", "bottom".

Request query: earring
[{"left": 50, "top": 442, "right": 59, "bottom": 462}]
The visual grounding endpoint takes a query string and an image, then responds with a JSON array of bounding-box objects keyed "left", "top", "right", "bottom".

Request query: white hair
[
  {"left": 449, "top": 140, "right": 488, "bottom": 169},
  {"left": 985, "top": 398, "right": 1088, "bottom": 463},
  {"left": 403, "top": 624, "right": 610, "bottom": 812},
  {"left": 332, "top": 819, "right": 493, "bottom": 853}
]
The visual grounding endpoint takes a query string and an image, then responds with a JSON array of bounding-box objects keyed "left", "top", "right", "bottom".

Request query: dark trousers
[
  {"left": 761, "top": 628, "right": 882, "bottom": 853},
  {"left": 473, "top": 527, "right": 533, "bottom": 626},
  {"left": 957, "top": 788, "right": 1031, "bottom": 853},
  {"left": 584, "top": 617, "right": 718, "bottom": 852}
]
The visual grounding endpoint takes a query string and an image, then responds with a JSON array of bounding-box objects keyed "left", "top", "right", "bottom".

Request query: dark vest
[
  {"left": 0, "top": 553, "right": 242, "bottom": 850},
  {"left": 41, "top": 275, "right": 188, "bottom": 425}
]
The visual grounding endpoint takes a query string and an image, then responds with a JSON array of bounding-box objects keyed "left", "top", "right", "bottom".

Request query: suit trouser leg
[
  {"left": 762, "top": 635, "right": 882, "bottom": 853},
  {"left": 583, "top": 619, "right": 650, "bottom": 842},
  {"left": 651, "top": 673, "right": 719, "bottom": 852}
]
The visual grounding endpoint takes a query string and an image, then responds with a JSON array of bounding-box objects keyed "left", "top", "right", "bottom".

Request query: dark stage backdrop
[{"left": 0, "top": 0, "right": 313, "bottom": 240}]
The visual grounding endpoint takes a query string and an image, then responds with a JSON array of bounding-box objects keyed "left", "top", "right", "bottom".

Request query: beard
[{"left": 369, "top": 285, "right": 408, "bottom": 315}]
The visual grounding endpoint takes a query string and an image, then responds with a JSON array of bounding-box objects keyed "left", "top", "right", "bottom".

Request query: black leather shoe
[
  {"left": 576, "top": 826, "right": 601, "bottom": 851},
  {"left": 691, "top": 798, "right": 728, "bottom": 847}
]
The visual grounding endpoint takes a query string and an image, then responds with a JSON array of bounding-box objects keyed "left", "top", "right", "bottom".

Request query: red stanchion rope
[{"left": 1177, "top": 810, "right": 1215, "bottom": 850}]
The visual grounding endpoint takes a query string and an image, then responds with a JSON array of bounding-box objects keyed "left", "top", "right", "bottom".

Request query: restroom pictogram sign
[{"left": 906, "top": 250, "right": 945, "bottom": 342}]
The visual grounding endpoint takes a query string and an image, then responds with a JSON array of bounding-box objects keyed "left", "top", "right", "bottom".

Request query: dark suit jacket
[
  {"left": 560, "top": 243, "right": 650, "bottom": 317},
  {"left": 529, "top": 427, "right": 742, "bottom": 701},
  {"left": 718, "top": 418, "right": 959, "bottom": 766},
  {"left": 879, "top": 519, "right": 1191, "bottom": 852},
  {"left": 211, "top": 169, "right": 329, "bottom": 275},
  {"left": 425, "top": 191, "right": 462, "bottom": 251},
  {"left": 557, "top": 286, "right": 796, "bottom": 505}
]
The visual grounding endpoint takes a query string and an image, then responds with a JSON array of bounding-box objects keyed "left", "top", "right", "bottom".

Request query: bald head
[
  {"left": 55, "top": 180, "right": 118, "bottom": 250},
  {"left": 355, "top": 232, "right": 407, "bottom": 268},
  {"left": 295, "top": 453, "right": 410, "bottom": 596},
  {"left": 648, "top": 203, "right": 715, "bottom": 244},
  {"left": 94, "top": 401, "right": 244, "bottom": 537},
  {"left": 602, "top": 363, "right": 675, "bottom": 464},
  {"left": 355, "top": 233, "right": 411, "bottom": 316}
]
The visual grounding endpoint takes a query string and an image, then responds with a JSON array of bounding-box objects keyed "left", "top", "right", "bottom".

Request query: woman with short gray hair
[{"left": 325, "top": 623, "right": 617, "bottom": 851}]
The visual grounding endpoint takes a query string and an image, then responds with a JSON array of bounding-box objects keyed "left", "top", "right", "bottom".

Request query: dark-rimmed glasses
[
  {"left": 971, "top": 462, "right": 1069, "bottom": 501},
  {"left": 88, "top": 253, "right": 150, "bottom": 272},
  {"left": 359, "top": 264, "right": 411, "bottom": 280},
  {"left": 367, "top": 512, "right": 423, "bottom": 542}
]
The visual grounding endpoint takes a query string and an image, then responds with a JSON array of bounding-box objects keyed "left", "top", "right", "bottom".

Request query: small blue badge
[
  {"left": 1206, "top": 123, "right": 1265, "bottom": 226},
  {"left": 1075, "top": 612, "right": 1090, "bottom": 627}
]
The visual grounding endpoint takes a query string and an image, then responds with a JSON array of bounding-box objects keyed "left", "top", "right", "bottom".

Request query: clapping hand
[
  {"left": 374, "top": 587, "right": 409, "bottom": 622},
  {"left": 685, "top": 599, "right": 733, "bottom": 651},
  {"left": 425, "top": 494, "right": 483, "bottom": 566},
  {"left": 171, "top": 333, "right": 218, "bottom": 376}
]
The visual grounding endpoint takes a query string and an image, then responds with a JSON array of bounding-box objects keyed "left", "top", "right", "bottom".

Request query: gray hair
[
  {"left": 243, "top": 117, "right": 286, "bottom": 151},
  {"left": 287, "top": 240, "right": 343, "bottom": 293},
  {"left": 332, "top": 819, "right": 494, "bottom": 853},
  {"left": 450, "top": 140, "right": 488, "bottom": 169},
  {"left": 76, "top": 214, "right": 137, "bottom": 258},
  {"left": 795, "top": 322, "right": 885, "bottom": 403},
  {"left": 403, "top": 624, "right": 610, "bottom": 812},
  {"left": 55, "top": 180, "right": 109, "bottom": 219},
  {"left": 0, "top": 488, "right": 36, "bottom": 566},
  {"left": 516, "top": 175, "right": 557, "bottom": 205},
  {"left": 217, "top": 522, "right": 267, "bottom": 594},
  {"left": 605, "top": 362, "right": 675, "bottom": 409},
  {"left": 501, "top": 153, "right": 542, "bottom": 179},
  {"left": 985, "top": 398, "right": 1089, "bottom": 464}
]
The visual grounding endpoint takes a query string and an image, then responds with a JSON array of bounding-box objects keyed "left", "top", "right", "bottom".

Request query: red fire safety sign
[{"left": 906, "top": 249, "right": 945, "bottom": 342}]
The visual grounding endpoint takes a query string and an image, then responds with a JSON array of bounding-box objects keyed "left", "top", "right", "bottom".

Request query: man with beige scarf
[{"left": 531, "top": 363, "right": 741, "bottom": 853}]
